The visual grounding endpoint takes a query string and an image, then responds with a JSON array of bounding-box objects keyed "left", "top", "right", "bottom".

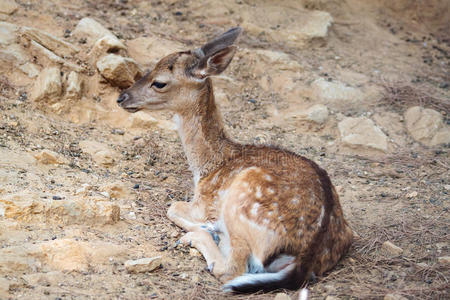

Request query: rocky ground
[{"left": 0, "top": 0, "right": 449, "bottom": 299}]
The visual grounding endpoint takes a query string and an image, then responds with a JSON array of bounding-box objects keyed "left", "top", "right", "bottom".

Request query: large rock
[
  {"left": 0, "top": 21, "right": 18, "bottom": 46},
  {"left": 304, "top": 104, "right": 329, "bottom": 124},
  {"left": 22, "top": 27, "right": 79, "bottom": 57},
  {"left": 30, "top": 67, "right": 62, "bottom": 104},
  {"left": 64, "top": 71, "right": 83, "bottom": 100},
  {"left": 0, "top": 192, "right": 120, "bottom": 225},
  {"left": 311, "top": 78, "right": 365, "bottom": 105},
  {"left": 127, "top": 36, "right": 184, "bottom": 66},
  {"left": 79, "top": 140, "right": 119, "bottom": 166},
  {"left": 88, "top": 35, "right": 126, "bottom": 62},
  {"left": 96, "top": 54, "right": 142, "bottom": 88},
  {"left": 0, "top": 277, "right": 10, "bottom": 298},
  {"left": 404, "top": 106, "right": 450, "bottom": 146},
  {"left": 194, "top": 1, "right": 332, "bottom": 48},
  {"left": 38, "top": 239, "right": 126, "bottom": 272},
  {"left": 72, "top": 17, "right": 119, "bottom": 46},
  {"left": 338, "top": 117, "right": 388, "bottom": 152},
  {"left": 243, "top": 8, "right": 332, "bottom": 47},
  {"left": 0, "top": 0, "right": 18, "bottom": 15}
]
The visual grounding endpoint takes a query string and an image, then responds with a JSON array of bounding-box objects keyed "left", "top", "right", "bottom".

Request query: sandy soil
[{"left": 0, "top": 0, "right": 449, "bottom": 299}]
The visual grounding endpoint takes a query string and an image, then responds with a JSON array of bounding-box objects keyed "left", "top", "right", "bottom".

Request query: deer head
[{"left": 117, "top": 27, "right": 242, "bottom": 113}]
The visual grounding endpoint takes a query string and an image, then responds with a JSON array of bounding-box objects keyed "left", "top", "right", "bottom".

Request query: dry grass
[{"left": 379, "top": 82, "right": 450, "bottom": 117}]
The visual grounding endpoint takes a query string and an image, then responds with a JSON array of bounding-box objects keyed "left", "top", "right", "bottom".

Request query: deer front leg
[
  {"left": 179, "top": 230, "right": 250, "bottom": 283},
  {"left": 167, "top": 200, "right": 208, "bottom": 232}
]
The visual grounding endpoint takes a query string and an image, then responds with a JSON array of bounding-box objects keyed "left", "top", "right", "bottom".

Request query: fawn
[{"left": 117, "top": 28, "right": 353, "bottom": 293}]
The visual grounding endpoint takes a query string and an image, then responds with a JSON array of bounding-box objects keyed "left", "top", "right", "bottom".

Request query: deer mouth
[{"left": 123, "top": 107, "right": 142, "bottom": 113}]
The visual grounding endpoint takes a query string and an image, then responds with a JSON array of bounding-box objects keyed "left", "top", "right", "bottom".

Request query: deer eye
[{"left": 152, "top": 81, "right": 167, "bottom": 89}]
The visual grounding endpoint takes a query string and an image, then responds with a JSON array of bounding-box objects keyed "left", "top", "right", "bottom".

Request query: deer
[{"left": 117, "top": 27, "right": 353, "bottom": 293}]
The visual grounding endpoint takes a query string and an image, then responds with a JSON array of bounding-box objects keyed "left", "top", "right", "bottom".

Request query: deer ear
[{"left": 191, "top": 46, "right": 237, "bottom": 79}]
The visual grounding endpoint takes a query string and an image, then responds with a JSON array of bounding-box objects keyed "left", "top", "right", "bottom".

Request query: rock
[
  {"left": 305, "top": 104, "right": 329, "bottom": 124},
  {"left": 250, "top": 49, "right": 301, "bottom": 72},
  {"left": 64, "top": 71, "right": 83, "bottom": 100},
  {"left": 88, "top": 35, "right": 126, "bottom": 62},
  {"left": 239, "top": 5, "right": 332, "bottom": 48},
  {"left": 29, "top": 40, "right": 83, "bottom": 72},
  {"left": 381, "top": 241, "right": 403, "bottom": 256},
  {"left": 79, "top": 140, "right": 118, "bottom": 166},
  {"left": 0, "top": 0, "right": 18, "bottom": 15},
  {"left": 38, "top": 239, "right": 126, "bottom": 272},
  {"left": 127, "top": 36, "right": 184, "bottom": 66},
  {"left": 30, "top": 67, "right": 62, "bottom": 104},
  {"left": 0, "top": 277, "right": 10, "bottom": 297},
  {"left": 129, "top": 111, "right": 159, "bottom": 128},
  {"left": 311, "top": 78, "right": 364, "bottom": 105},
  {"left": 22, "top": 27, "right": 79, "bottom": 57},
  {"left": 338, "top": 117, "right": 388, "bottom": 152},
  {"left": 33, "top": 149, "right": 67, "bottom": 165},
  {"left": 404, "top": 106, "right": 450, "bottom": 146},
  {"left": 437, "top": 256, "right": 450, "bottom": 266},
  {"left": 0, "top": 244, "right": 38, "bottom": 274},
  {"left": 96, "top": 54, "right": 142, "bottom": 88},
  {"left": 21, "top": 271, "right": 63, "bottom": 287},
  {"left": 0, "top": 192, "right": 120, "bottom": 225},
  {"left": 0, "top": 21, "right": 18, "bottom": 46},
  {"left": 406, "top": 191, "right": 418, "bottom": 198},
  {"left": 274, "top": 292, "right": 291, "bottom": 300},
  {"left": 101, "top": 181, "right": 131, "bottom": 199},
  {"left": 0, "top": 43, "right": 29, "bottom": 65},
  {"left": 72, "top": 17, "right": 118, "bottom": 46},
  {"left": 19, "top": 62, "right": 40, "bottom": 78},
  {"left": 384, "top": 293, "right": 408, "bottom": 300},
  {"left": 124, "top": 256, "right": 162, "bottom": 273}
]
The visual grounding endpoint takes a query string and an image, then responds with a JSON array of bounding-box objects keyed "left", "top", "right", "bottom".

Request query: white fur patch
[
  {"left": 264, "top": 174, "right": 272, "bottom": 181},
  {"left": 250, "top": 202, "right": 260, "bottom": 216},
  {"left": 255, "top": 186, "right": 262, "bottom": 198},
  {"left": 317, "top": 205, "right": 325, "bottom": 227},
  {"left": 291, "top": 197, "right": 299, "bottom": 205}
]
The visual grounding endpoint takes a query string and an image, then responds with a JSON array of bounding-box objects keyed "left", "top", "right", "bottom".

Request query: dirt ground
[{"left": 0, "top": 0, "right": 449, "bottom": 299}]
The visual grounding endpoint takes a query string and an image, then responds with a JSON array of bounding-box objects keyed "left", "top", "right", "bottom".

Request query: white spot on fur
[
  {"left": 267, "top": 188, "right": 275, "bottom": 194},
  {"left": 278, "top": 215, "right": 283, "bottom": 221},
  {"left": 263, "top": 218, "right": 269, "bottom": 224},
  {"left": 239, "top": 192, "right": 247, "bottom": 199},
  {"left": 317, "top": 206, "right": 325, "bottom": 227},
  {"left": 255, "top": 186, "right": 262, "bottom": 198},
  {"left": 218, "top": 189, "right": 229, "bottom": 200},
  {"left": 264, "top": 174, "right": 272, "bottom": 181},
  {"left": 268, "top": 211, "right": 273, "bottom": 217},
  {"left": 291, "top": 197, "right": 299, "bottom": 205},
  {"left": 211, "top": 173, "right": 219, "bottom": 184},
  {"left": 250, "top": 203, "right": 260, "bottom": 216},
  {"left": 299, "top": 216, "right": 304, "bottom": 222},
  {"left": 298, "top": 230, "right": 303, "bottom": 237},
  {"left": 242, "top": 182, "right": 249, "bottom": 188}
]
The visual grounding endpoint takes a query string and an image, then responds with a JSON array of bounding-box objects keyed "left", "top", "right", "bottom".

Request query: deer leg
[
  {"left": 179, "top": 228, "right": 250, "bottom": 283},
  {"left": 167, "top": 200, "right": 209, "bottom": 232}
]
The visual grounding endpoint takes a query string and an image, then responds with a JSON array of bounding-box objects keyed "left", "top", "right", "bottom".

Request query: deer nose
[{"left": 117, "top": 93, "right": 129, "bottom": 104}]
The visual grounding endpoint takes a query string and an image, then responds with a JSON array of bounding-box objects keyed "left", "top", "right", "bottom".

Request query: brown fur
[{"left": 117, "top": 28, "right": 353, "bottom": 293}]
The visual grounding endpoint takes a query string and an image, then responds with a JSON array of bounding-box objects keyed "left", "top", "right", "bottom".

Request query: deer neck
[{"left": 173, "top": 78, "right": 237, "bottom": 185}]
